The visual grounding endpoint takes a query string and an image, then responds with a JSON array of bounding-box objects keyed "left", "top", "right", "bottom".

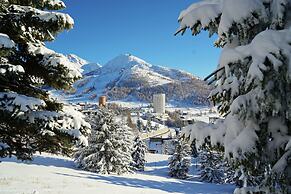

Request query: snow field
[{"left": 0, "top": 153, "right": 235, "bottom": 194}]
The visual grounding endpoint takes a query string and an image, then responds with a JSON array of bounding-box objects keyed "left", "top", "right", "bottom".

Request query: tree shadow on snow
[
  {"left": 143, "top": 157, "right": 200, "bottom": 179},
  {"left": 0, "top": 154, "right": 75, "bottom": 169},
  {"left": 1, "top": 154, "right": 234, "bottom": 193},
  {"left": 143, "top": 160, "right": 169, "bottom": 177},
  {"left": 55, "top": 171, "right": 235, "bottom": 194},
  {"left": 146, "top": 160, "right": 169, "bottom": 167}
]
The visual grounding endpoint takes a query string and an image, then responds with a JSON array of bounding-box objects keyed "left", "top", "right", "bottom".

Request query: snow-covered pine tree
[
  {"left": 177, "top": 0, "right": 291, "bottom": 193},
  {"left": 131, "top": 136, "right": 147, "bottom": 171},
  {"left": 198, "top": 145, "right": 226, "bottom": 184},
  {"left": 0, "top": 0, "right": 90, "bottom": 160},
  {"left": 126, "top": 111, "right": 136, "bottom": 130},
  {"left": 144, "top": 118, "right": 152, "bottom": 132},
  {"left": 168, "top": 137, "right": 191, "bottom": 179},
  {"left": 74, "top": 109, "right": 134, "bottom": 175},
  {"left": 119, "top": 118, "right": 135, "bottom": 165},
  {"left": 187, "top": 132, "right": 235, "bottom": 184},
  {"left": 136, "top": 119, "right": 143, "bottom": 132}
]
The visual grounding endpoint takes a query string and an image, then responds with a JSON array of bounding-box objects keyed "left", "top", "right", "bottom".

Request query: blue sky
[{"left": 47, "top": 0, "right": 220, "bottom": 78}]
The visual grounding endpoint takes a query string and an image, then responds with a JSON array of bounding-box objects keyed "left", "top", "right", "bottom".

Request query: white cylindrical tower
[{"left": 153, "top": 94, "right": 165, "bottom": 114}]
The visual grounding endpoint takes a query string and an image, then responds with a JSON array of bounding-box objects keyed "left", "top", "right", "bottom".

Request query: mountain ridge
[
  {"left": 66, "top": 54, "right": 101, "bottom": 75},
  {"left": 60, "top": 53, "right": 211, "bottom": 106}
]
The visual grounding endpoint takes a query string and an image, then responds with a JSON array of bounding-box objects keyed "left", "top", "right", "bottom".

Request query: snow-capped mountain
[
  {"left": 66, "top": 54, "right": 101, "bottom": 75},
  {"left": 61, "top": 54, "right": 211, "bottom": 106},
  {"left": 67, "top": 54, "right": 89, "bottom": 67}
]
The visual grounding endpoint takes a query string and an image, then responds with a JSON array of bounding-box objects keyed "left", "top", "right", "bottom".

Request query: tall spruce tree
[
  {"left": 177, "top": 0, "right": 291, "bottom": 193},
  {"left": 74, "top": 109, "right": 134, "bottom": 175},
  {"left": 168, "top": 138, "right": 191, "bottom": 179},
  {"left": 0, "top": 0, "right": 90, "bottom": 160},
  {"left": 131, "top": 135, "right": 147, "bottom": 171}
]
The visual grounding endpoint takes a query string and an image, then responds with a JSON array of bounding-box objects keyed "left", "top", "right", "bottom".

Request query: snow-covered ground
[{"left": 0, "top": 153, "right": 234, "bottom": 194}]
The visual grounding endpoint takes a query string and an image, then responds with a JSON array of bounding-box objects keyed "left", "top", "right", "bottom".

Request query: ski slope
[{"left": 0, "top": 153, "right": 235, "bottom": 194}]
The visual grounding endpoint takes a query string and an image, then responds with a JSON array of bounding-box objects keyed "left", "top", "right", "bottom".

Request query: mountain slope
[
  {"left": 66, "top": 54, "right": 101, "bottom": 75},
  {"left": 67, "top": 54, "right": 89, "bottom": 67},
  {"left": 62, "top": 54, "right": 211, "bottom": 106}
]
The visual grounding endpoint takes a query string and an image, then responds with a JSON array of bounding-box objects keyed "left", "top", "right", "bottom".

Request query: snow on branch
[
  {"left": 181, "top": 116, "right": 260, "bottom": 161},
  {"left": 182, "top": 114, "right": 291, "bottom": 165},
  {"left": 0, "top": 92, "right": 90, "bottom": 145},
  {"left": 0, "top": 142, "right": 9, "bottom": 151},
  {"left": 35, "top": 10, "right": 73, "bottom": 27},
  {"left": 36, "top": 0, "right": 66, "bottom": 10},
  {"left": 272, "top": 149, "right": 291, "bottom": 173},
  {"left": 0, "top": 58, "right": 24, "bottom": 75},
  {"left": 177, "top": 1, "right": 291, "bottom": 191},
  {"left": 6, "top": 0, "right": 66, "bottom": 10},
  {"left": 269, "top": 0, "right": 289, "bottom": 29},
  {"left": 182, "top": 120, "right": 226, "bottom": 149},
  {"left": 0, "top": 33, "right": 15, "bottom": 49},
  {"left": 0, "top": 92, "right": 45, "bottom": 112},
  {"left": 176, "top": 0, "right": 222, "bottom": 36},
  {"left": 219, "top": 28, "right": 291, "bottom": 85},
  {"left": 27, "top": 43, "right": 82, "bottom": 79},
  {"left": 176, "top": 0, "right": 290, "bottom": 46},
  {"left": 218, "top": 0, "right": 267, "bottom": 40},
  {"left": 9, "top": 5, "right": 74, "bottom": 30},
  {"left": 26, "top": 105, "right": 90, "bottom": 146},
  {"left": 285, "top": 139, "right": 291, "bottom": 151}
]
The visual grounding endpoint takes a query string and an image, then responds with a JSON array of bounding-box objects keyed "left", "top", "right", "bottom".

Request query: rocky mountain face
[{"left": 61, "top": 54, "right": 211, "bottom": 106}]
